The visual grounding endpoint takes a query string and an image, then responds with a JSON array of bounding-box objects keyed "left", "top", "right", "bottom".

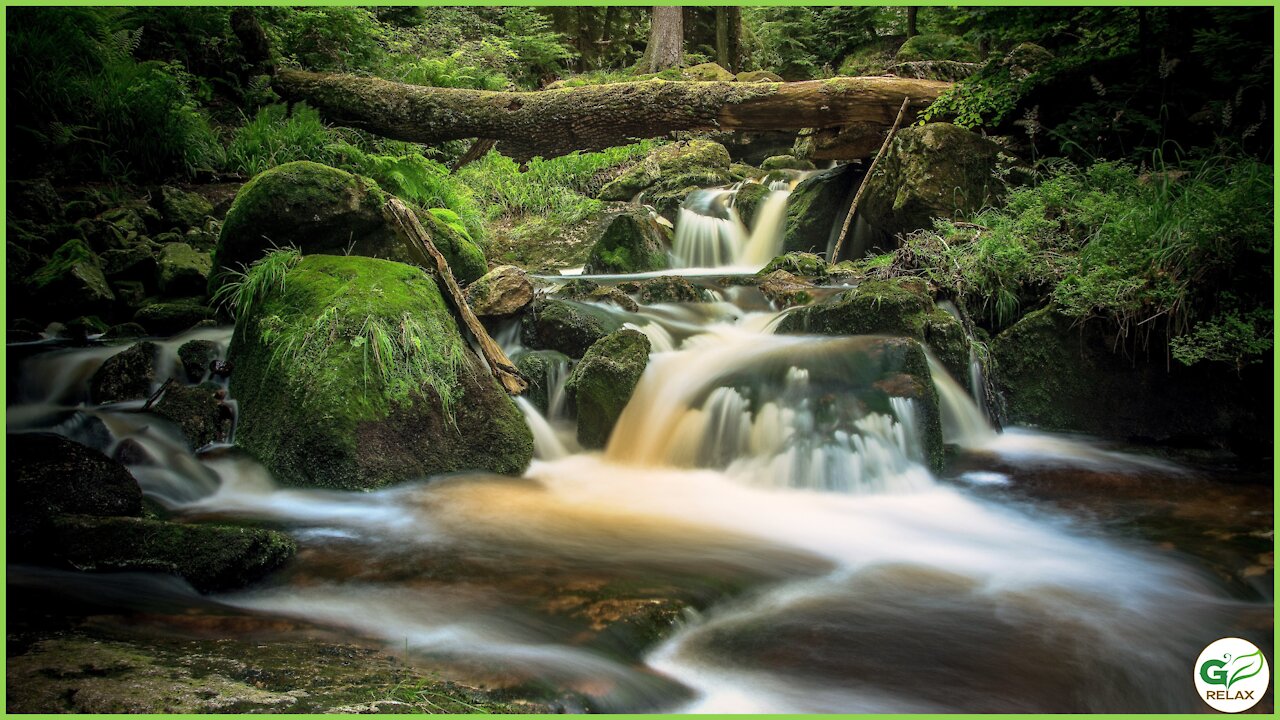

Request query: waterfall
[
  {"left": 671, "top": 184, "right": 790, "bottom": 271},
  {"left": 605, "top": 323, "right": 934, "bottom": 494},
  {"left": 926, "top": 354, "right": 996, "bottom": 448}
]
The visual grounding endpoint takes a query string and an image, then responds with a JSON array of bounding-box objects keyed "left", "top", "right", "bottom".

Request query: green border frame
[{"left": 0, "top": 1, "right": 1275, "bottom": 717}]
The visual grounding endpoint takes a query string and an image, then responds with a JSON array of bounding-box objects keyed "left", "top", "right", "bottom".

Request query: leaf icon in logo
[{"left": 1226, "top": 649, "right": 1265, "bottom": 690}]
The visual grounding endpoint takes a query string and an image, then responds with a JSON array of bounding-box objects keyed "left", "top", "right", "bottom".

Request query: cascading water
[
  {"left": 8, "top": 277, "right": 1267, "bottom": 712},
  {"left": 671, "top": 183, "right": 790, "bottom": 271}
]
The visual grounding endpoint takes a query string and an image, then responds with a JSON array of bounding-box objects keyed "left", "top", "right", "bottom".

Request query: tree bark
[
  {"left": 715, "top": 7, "right": 742, "bottom": 72},
  {"left": 646, "top": 6, "right": 684, "bottom": 73},
  {"left": 383, "top": 198, "right": 528, "bottom": 395},
  {"left": 274, "top": 69, "right": 948, "bottom": 162},
  {"left": 907, "top": 7, "right": 919, "bottom": 38}
]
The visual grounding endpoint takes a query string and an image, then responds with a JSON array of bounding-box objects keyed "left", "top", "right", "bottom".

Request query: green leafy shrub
[
  {"left": 899, "top": 158, "right": 1273, "bottom": 366},
  {"left": 225, "top": 104, "right": 343, "bottom": 176},
  {"left": 265, "top": 7, "right": 386, "bottom": 72}
]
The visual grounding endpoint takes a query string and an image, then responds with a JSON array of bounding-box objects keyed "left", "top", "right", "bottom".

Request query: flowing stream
[{"left": 7, "top": 194, "right": 1271, "bottom": 712}]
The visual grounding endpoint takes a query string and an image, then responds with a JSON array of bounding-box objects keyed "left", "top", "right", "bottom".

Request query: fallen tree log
[{"left": 274, "top": 69, "right": 950, "bottom": 162}]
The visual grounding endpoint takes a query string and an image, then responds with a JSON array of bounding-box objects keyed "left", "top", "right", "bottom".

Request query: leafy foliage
[{"left": 898, "top": 158, "right": 1273, "bottom": 367}]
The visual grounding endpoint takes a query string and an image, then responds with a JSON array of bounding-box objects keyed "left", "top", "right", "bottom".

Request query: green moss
[
  {"left": 565, "top": 329, "right": 650, "bottom": 449},
  {"left": 521, "top": 298, "right": 621, "bottom": 359},
  {"left": 584, "top": 211, "right": 670, "bottom": 274},
  {"left": 133, "top": 299, "right": 215, "bottom": 336},
  {"left": 895, "top": 33, "right": 979, "bottom": 63},
  {"left": 782, "top": 165, "right": 858, "bottom": 255},
  {"left": 48, "top": 515, "right": 295, "bottom": 593},
  {"left": 230, "top": 254, "right": 532, "bottom": 490},
  {"left": 733, "top": 182, "right": 771, "bottom": 229},
  {"left": 760, "top": 252, "right": 829, "bottom": 279},
  {"left": 418, "top": 206, "right": 487, "bottom": 284}
]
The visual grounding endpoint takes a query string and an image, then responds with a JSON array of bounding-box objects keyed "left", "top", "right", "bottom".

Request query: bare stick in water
[
  {"left": 832, "top": 96, "right": 911, "bottom": 261},
  {"left": 383, "top": 198, "right": 528, "bottom": 395}
]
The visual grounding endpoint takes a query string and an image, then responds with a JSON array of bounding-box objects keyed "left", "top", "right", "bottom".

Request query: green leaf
[{"left": 1226, "top": 649, "right": 1264, "bottom": 689}]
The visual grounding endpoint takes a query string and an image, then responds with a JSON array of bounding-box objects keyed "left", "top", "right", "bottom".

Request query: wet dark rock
[
  {"left": 565, "top": 329, "right": 651, "bottom": 449},
  {"left": 151, "top": 383, "right": 231, "bottom": 448},
  {"left": 65, "top": 315, "right": 109, "bottom": 340},
  {"left": 154, "top": 185, "right": 213, "bottom": 230},
  {"left": 757, "top": 270, "right": 815, "bottom": 308},
  {"left": 101, "top": 322, "right": 148, "bottom": 341},
  {"left": 99, "top": 206, "right": 148, "bottom": 238},
  {"left": 514, "top": 349, "right": 572, "bottom": 415},
  {"left": 991, "top": 306, "right": 1271, "bottom": 457},
  {"left": 7, "top": 432, "right": 143, "bottom": 521},
  {"left": 133, "top": 299, "right": 215, "bottom": 336},
  {"left": 89, "top": 342, "right": 158, "bottom": 404},
  {"left": 46, "top": 515, "right": 295, "bottom": 593},
  {"left": 177, "top": 339, "right": 218, "bottom": 382},
  {"left": 761, "top": 155, "right": 816, "bottom": 171},
  {"left": 777, "top": 277, "right": 970, "bottom": 385},
  {"left": 521, "top": 298, "right": 621, "bottom": 359},
  {"left": 555, "top": 278, "right": 640, "bottom": 312},
  {"left": 101, "top": 244, "right": 160, "bottom": 287},
  {"left": 8, "top": 178, "right": 63, "bottom": 224},
  {"left": 112, "top": 438, "right": 156, "bottom": 466},
  {"left": 27, "top": 238, "right": 115, "bottom": 320},
  {"left": 622, "top": 276, "right": 708, "bottom": 304},
  {"left": 782, "top": 164, "right": 861, "bottom": 255}
]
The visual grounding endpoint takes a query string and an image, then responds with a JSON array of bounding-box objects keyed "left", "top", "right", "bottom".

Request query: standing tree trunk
[
  {"left": 715, "top": 7, "right": 742, "bottom": 72},
  {"left": 907, "top": 7, "right": 920, "bottom": 38},
  {"left": 645, "top": 6, "right": 684, "bottom": 73}
]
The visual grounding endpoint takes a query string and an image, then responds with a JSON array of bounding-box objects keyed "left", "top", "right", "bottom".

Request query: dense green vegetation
[{"left": 6, "top": 5, "right": 1272, "bottom": 369}]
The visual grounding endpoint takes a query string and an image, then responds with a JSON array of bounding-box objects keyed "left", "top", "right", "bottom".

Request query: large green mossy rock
[
  {"left": 991, "top": 306, "right": 1270, "bottom": 455},
  {"left": 782, "top": 164, "right": 860, "bottom": 255},
  {"left": 229, "top": 255, "right": 532, "bottom": 490},
  {"left": 214, "top": 161, "right": 486, "bottom": 289},
  {"left": 583, "top": 208, "right": 671, "bottom": 274},
  {"left": 859, "top": 123, "right": 1005, "bottom": 238},
  {"left": 894, "top": 33, "right": 980, "bottom": 63},
  {"left": 158, "top": 242, "right": 212, "bottom": 296},
  {"left": 46, "top": 515, "right": 296, "bottom": 593},
  {"left": 733, "top": 182, "right": 771, "bottom": 230},
  {"left": 565, "top": 329, "right": 651, "bottom": 449},
  {"left": 154, "top": 185, "right": 214, "bottom": 230},
  {"left": 777, "top": 277, "right": 970, "bottom": 385}
]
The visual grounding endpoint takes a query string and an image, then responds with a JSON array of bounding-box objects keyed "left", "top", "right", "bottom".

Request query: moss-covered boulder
[
  {"left": 101, "top": 244, "right": 160, "bottom": 288},
  {"left": 733, "top": 182, "right": 772, "bottom": 230},
  {"left": 28, "top": 239, "right": 116, "bottom": 319},
  {"left": 583, "top": 208, "right": 671, "bottom": 274},
  {"left": 598, "top": 140, "right": 733, "bottom": 202},
  {"left": 761, "top": 155, "right": 816, "bottom": 171},
  {"left": 8, "top": 433, "right": 143, "bottom": 521},
  {"left": 89, "top": 342, "right": 158, "bottom": 403},
  {"left": 158, "top": 242, "right": 212, "bottom": 296},
  {"left": 621, "top": 275, "right": 708, "bottom": 304},
  {"left": 760, "top": 252, "right": 828, "bottom": 279},
  {"left": 215, "top": 161, "right": 486, "bottom": 289},
  {"left": 782, "top": 164, "right": 860, "bottom": 255},
  {"left": 152, "top": 384, "right": 231, "bottom": 449},
  {"left": 229, "top": 254, "right": 532, "bottom": 490},
  {"left": 46, "top": 515, "right": 295, "bottom": 593},
  {"left": 565, "top": 329, "right": 651, "bottom": 449},
  {"left": 555, "top": 278, "right": 639, "bottom": 312},
  {"left": 894, "top": 34, "right": 979, "bottom": 63},
  {"left": 777, "top": 277, "right": 969, "bottom": 383},
  {"left": 757, "top": 270, "right": 815, "bottom": 308},
  {"left": 133, "top": 299, "right": 215, "bottom": 336},
  {"left": 214, "top": 162, "right": 405, "bottom": 283},
  {"left": 99, "top": 206, "right": 149, "bottom": 238},
  {"left": 683, "top": 62, "right": 735, "bottom": 82},
  {"left": 859, "top": 123, "right": 1005, "bottom": 239},
  {"left": 513, "top": 349, "right": 571, "bottom": 416},
  {"left": 177, "top": 339, "right": 219, "bottom": 382},
  {"left": 465, "top": 265, "right": 533, "bottom": 318},
  {"left": 737, "top": 70, "right": 784, "bottom": 83},
  {"left": 991, "top": 306, "right": 1270, "bottom": 455},
  {"left": 154, "top": 185, "right": 214, "bottom": 230},
  {"left": 521, "top": 298, "right": 622, "bottom": 359}
]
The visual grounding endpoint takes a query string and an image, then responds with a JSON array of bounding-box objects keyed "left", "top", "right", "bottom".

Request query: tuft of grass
[{"left": 213, "top": 246, "right": 302, "bottom": 321}]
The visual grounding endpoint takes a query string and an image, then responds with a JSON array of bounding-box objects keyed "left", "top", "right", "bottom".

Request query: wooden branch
[
  {"left": 832, "top": 97, "right": 911, "bottom": 261},
  {"left": 274, "top": 69, "right": 950, "bottom": 162},
  {"left": 382, "top": 198, "right": 528, "bottom": 395},
  {"left": 450, "top": 138, "right": 496, "bottom": 173}
]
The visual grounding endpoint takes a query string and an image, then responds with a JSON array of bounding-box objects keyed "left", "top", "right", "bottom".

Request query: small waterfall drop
[{"left": 671, "top": 184, "right": 790, "bottom": 271}]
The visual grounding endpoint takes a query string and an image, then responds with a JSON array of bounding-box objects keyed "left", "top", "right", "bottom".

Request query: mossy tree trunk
[
  {"left": 274, "top": 70, "right": 949, "bottom": 162},
  {"left": 715, "top": 7, "right": 741, "bottom": 72}
]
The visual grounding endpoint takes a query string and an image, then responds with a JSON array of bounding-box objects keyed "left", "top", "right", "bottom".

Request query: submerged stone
[
  {"left": 89, "top": 341, "right": 158, "bottom": 404},
  {"left": 229, "top": 254, "right": 532, "bottom": 490}
]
